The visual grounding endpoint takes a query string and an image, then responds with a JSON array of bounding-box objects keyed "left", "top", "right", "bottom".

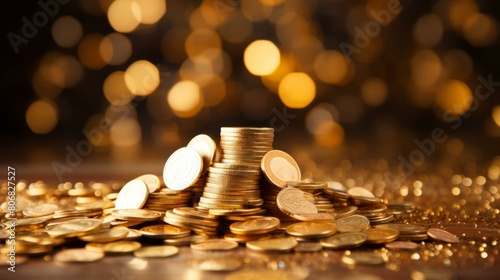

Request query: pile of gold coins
[{"left": 0, "top": 127, "right": 466, "bottom": 272}]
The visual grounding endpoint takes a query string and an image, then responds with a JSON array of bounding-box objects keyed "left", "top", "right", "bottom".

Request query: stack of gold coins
[
  {"left": 163, "top": 207, "right": 220, "bottom": 236},
  {"left": 224, "top": 216, "right": 279, "bottom": 243},
  {"left": 286, "top": 181, "right": 334, "bottom": 214},
  {"left": 142, "top": 187, "right": 194, "bottom": 211},
  {"left": 197, "top": 127, "right": 273, "bottom": 213}
]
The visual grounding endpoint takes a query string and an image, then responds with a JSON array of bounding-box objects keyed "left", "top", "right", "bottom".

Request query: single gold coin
[
  {"left": 47, "top": 218, "right": 102, "bottom": 238},
  {"left": 85, "top": 242, "right": 107, "bottom": 253},
  {"left": 54, "top": 248, "right": 104, "bottom": 263},
  {"left": 261, "top": 150, "right": 301, "bottom": 188},
  {"left": 135, "top": 174, "right": 161, "bottom": 193},
  {"left": 191, "top": 239, "right": 239, "bottom": 251},
  {"left": 224, "top": 233, "right": 272, "bottom": 243},
  {"left": 285, "top": 222, "right": 337, "bottom": 238},
  {"left": 230, "top": 217, "right": 280, "bottom": 235},
  {"left": 78, "top": 227, "right": 129, "bottom": 242},
  {"left": 133, "top": 245, "right": 179, "bottom": 258},
  {"left": 290, "top": 212, "right": 335, "bottom": 222},
  {"left": 103, "top": 240, "right": 142, "bottom": 253},
  {"left": 320, "top": 232, "right": 367, "bottom": 249},
  {"left": 341, "top": 252, "right": 385, "bottom": 266},
  {"left": 246, "top": 237, "right": 298, "bottom": 252},
  {"left": 347, "top": 187, "right": 375, "bottom": 198},
  {"left": 164, "top": 234, "right": 209, "bottom": 246},
  {"left": 114, "top": 179, "right": 149, "bottom": 209},
  {"left": 187, "top": 134, "right": 217, "bottom": 174},
  {"left": 276, "top": 187, "right": 318, "bottom": 216},
  {"left": 163, "top": 147, "right": 203, "bottom": 191},
  {"left": 427, "top": 228, "right": 460, "bottom": 243},
  {"left": 385, "top": 241, "right": 419, "bottom": 250},
  {"left": 374, "top": 223, "right": 427, "bottom": 234},
  {"left": 123, "top": 228, "right": 142, "bottom": 240},
  {"left": 365, "top": 228, "right": 400, "bottom": 244},
  {"left": 333, "top": 215, "right": 370, "bottom": 230},
  {"left": 140, "top": 224, "right": 191, "bottom": 238},
  {"left": 111, "top": 208, "right": 162, "bottom": 221},
  {"left": 194, "top": 258, "right": 242, "bottom": 272},
  {"left": 22, "top": 203, "right": 58, "bottom": 217}
]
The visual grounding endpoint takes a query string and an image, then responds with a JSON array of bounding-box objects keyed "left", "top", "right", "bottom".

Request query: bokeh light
[
  {"left": 185, "top": 29, "right": 222, "bottom": 58},
  {"left": 103, "top": 71, "right": 135, "bottom": 106},
  {"left": 100, "top": 33, "right": 133, "bottom": 66},
  {"left": 26, "top": 99, "right": 59, "bottom": 134},
  {"left": 361, "top": 78, "right": 388, "bottom": 106},
  {"left": 436, "top": 79, "right": 473, "bottom": 115},
  {"left": 133, "top": 0, "right": 166, "bottom": 24},
  {"left": 305, "top": 103, "right": 339, "bottom": 135},
  {"left": 278, "top": 72, "right": 316, "bottom": 109},
  {"left": 110, "top": 118, "right": 142, "bottom": 147},
  {"left": 78, "top": 33, "right": 108, "bottom": 70},
  {"left": 167, "top": 80, "right": 203, "bottom": 118},
  {"left": 107, "top": 0, "right": 141, "bottom": 33},
  {"left": 314, "top": 50, "right": 351, "bottom": 85},
  {"left": 492, "top": 106, "right": 500, "bottom": 128},
  {"left": 414, "top": 14, "right": 443, "bottom": 47},
  {"left": 314, "top": 121, "right": 345, "bottom": 148},
  {"left": 51, "top": 16, "right": 83, "bottom": 48},
  {"left": 462, "top": 13, "right": 498, "bottom": 47},
  {"left": 244, "top": 40, "right": 281, "bottom": 76},
  {"left": 124, "top": 60, "right": 160, "bottom": 96}
]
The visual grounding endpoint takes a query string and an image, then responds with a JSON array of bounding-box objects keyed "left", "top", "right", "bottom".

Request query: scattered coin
[
  {"left": 164, "top": 234, "right": 209, "bottom": 246},
  {"left": 230, "top": 216, "right": 280, "bottom": 235},
  {"left": 277, "top": 187, "right": 318, "bottom": 215},
  {"left": 78, "top": 227, "right": 129, "bottom": 242},
  {"left": 103, "top": 241, "right": 142, "bottom": 253},
  {"left": 133, "top": 245, "right": 179, "bottom": 258},
  {"left": 427, "top": 228, "right": 460, "bottom": 243},
  {"left": 187, "top": 134, "right": 217, "bottom": 174},
  {"left": 365, "top": 228, "right": 400, "bottom": 244},
  {"left": 261, "top": 150, "right": 301, "bottom": 188},
  {"left": 246, "top": 237, "right": 298, "bottom": 252},
  {"left": 140, "top": 224, "right": 191, "bottom": 238},
  {"left": 334, "top": 215, "right": 370, "bottom": 231},
  {"left": 22, "top": 203, "right": 58, "bottom": 217},
  {"left": 320, "top": 232, "right": 367, "bottom": 249},
  {"left": 385, "top": 241, "right": 419, "bottom": 250},
  {"left": 293, "top": 242, "right": 323, "bottom": 252},
  {"left": 135, "top": 174, "right": 161, "bottom": 193},
  {"left": 163, "top": 147, "right": 203, "bottom": 191},
  {"left": 191, "top": 239, "right": 239, "bottom": 251},
  {"left": 285, "top": 222, "right": 337, "bottom": 238},
  {"left": 347, "top": 187, "right": 375, "bottom": 198},
  {"left": 47, "top": 218, "right": 102, "bottom": 238},
  {"left": 114, "top": 179, "right": 149, "bottom": 209},
  {"left": 111, "top": 209, "right": 162, "bottom": 221}
]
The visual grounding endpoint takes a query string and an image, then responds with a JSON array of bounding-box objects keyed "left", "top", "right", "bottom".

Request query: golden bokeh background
[{"left": 2, "top": 0, "right": 500, "bottom": 180}]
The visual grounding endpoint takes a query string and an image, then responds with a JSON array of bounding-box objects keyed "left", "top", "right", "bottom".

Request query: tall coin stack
[{"left": 198, "top": 127, "right": 274, "bottom": 214}]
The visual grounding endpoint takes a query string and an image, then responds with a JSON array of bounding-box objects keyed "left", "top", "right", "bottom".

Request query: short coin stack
[
  {"left": 197, "top": 127, "right": 274, "bottom": 213},
  {"left": 143, "top": 187, "right": 194, "bottom": 212}
]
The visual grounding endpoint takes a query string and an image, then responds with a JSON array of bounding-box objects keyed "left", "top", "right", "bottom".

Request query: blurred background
[{"left": 2, "top": 0, "right": 500, "bottom": 182}]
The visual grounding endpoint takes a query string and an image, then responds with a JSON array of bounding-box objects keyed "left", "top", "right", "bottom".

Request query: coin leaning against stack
[{"left": 197, "top": 127, "right": 274, "bottom": 212}]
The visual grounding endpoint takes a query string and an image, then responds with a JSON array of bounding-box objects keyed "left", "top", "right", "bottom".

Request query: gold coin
[
  {"left": 173, "top": 207, "right": 218, "bottom": 221},
  {"left": 333, "top": 214, "right": 370, "bottom": 230},
  {"left": 17, "top": 232, "right": 65, "bottom": 246},
  {"left": 341, "top": 252, "right": 385, "bottom": 265},
  {"left": 225, "top": 269, "right": 301, "bottom": 280},
  {"left": 114, "top": 179, "right": 149, "bottom": 209},
  {"left": 209, "top": 166, "right": 261, "bottom": 176},
  {"left": 22, "top": 203, "right": 58, "bottom": 217},
  {"left": 385, "top": 241, "right": 419, "bottom": 250},
  {"left": 103, "top": 240, "right": 141, "bottom": 253},
  {"left": 111, "top": 209, "right": 162, "bottom": 221},
  {"left": 85, "top": 242, "right": 107, "bottom": 253},
  {"left": 123, "top": 228, "right": 142, "bottom": 240},
  {"left": 163, "top": 147, "right": 203, "bottom": 191},
  {"left": 165, "top": 210, "right": 219, "bottom": 227},
  {"left": 47, "top": 218, "right": 102, "bottom": 238},
  {"left": 336, "top": 225, "right": 365, "bottom": 233},
  {"left": 320, "top": 232, "right": 367, "bottom": 249},
  {"left": 287, "top": 181, "right": 328, "bottom": 191},
  {"left": 246, "top": 237, "right": 298, "bottom": 252},
  {"left": 164, "top": 234, "right": 209, "bottom": 246},
  {"left": 135, "top": 174, "right": 161, "bottom": 193},
  {"left": 54, "top": 248, "right": 104, "bottom": 263},
  {"left": 208, "top": 208, "right": 264, "bottom": 216},
  {"left": 427, "top": 228, "right": 460, "bottom": 243},
  {"left": 220, "top": 127, "right": 274, "bottom": 133},
  {"left": 261, "top": 150, "right": 301, "bottom": 188},
  {"left": 285, "top": 222, "right": 337, "bottom": 238},
  {"left": 140, "top": 224, "right": 191, "bottom": 238},
  {"left": 187, "top": 134, "right": 217, "bottom": 174},
  {"left": 223, "top": 233, "right": 272, "bottom": 243},
  {"left": 78, "top": 227, "right": 129, "bottom": 242},
  {"left": 212, "top": 162, "right": 261, "bottom": 170},
  {"left": 75, "top": 200, "right": 114, "bottom": 211},
  {"left": 374, "top": 223, "right": 427, "bottom": 234},
  {"left": 294, "top": 242, "right": 323, "bottom": 252},
  {"left": 364, "top": 228, "right": 399, "bottom": 244},
  {"left": 133, "top": 245, "right": 179, "bottom": 258},
  {"left": 276, "top": 187, "right": 318, "bottom": 215},
  {"left": 190, "top": 239, "right": 239, "bottom": 251},
  {"left": 193, "top": 258, "right": 242, "bottom": 272},
  {"left": 347, "top": 187, "right": 375, "bottom": 198},
  {"left": 230, "top": 217, "right": 280, "bottom": 235},
  {"left": 290, "top": 212, "right": 335, "bottom": 222}
]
